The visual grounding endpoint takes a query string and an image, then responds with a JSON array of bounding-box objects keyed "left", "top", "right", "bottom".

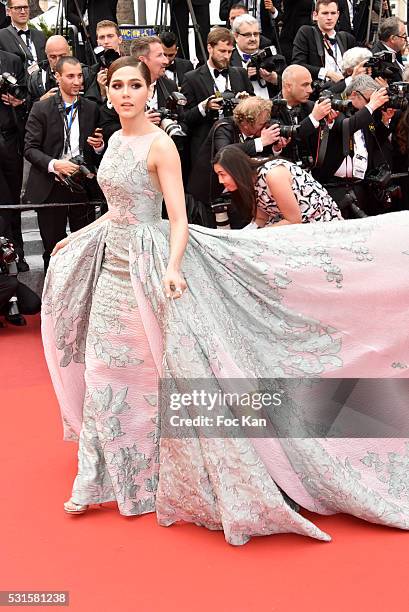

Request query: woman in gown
[
  {"left": 213, "top": 145, "right": 343, "bottom": 227},
  {"left": 43, "top": 56, "right": 409, "bottom": 545}
]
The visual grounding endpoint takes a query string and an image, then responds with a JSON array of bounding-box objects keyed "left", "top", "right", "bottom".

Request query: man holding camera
[
  {"left": 230, "top": 14, "right": 284, "bottom": 99},
  {"left": 0, "top": 0, "right": 46, "bottom": 74},
  {"left": 372, "top": 17, "right": 407, "bottom": 84},
  {"left": 84, "top": 20, "right": 122, "bottom": 106},
  {"left": 313, "top": 75, "right": 391, "bottom": 216},
  {"left": 24, "top": 56, "right": 103, "bottom": 273},
  {"left": 27, "top": 35, "right": 71, "bottom": 104},
  {"left": 181, "top": 27, "right": 254, "bottom": 163}
]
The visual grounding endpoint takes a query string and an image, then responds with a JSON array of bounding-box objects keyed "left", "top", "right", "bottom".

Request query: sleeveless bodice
[{"left": 97, "top": 130, "right": 163, "bottom": 226}]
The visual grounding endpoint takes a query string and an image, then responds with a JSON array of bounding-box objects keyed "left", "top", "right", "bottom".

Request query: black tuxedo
[
  {"left": 271, "top": 98, "right": 319, "bottom": 165},
  {"left": 219, "top": 0, "right": 281, "bottom": 47},
  {"left": 371, "top": 41, "right": 403, "bottom": 83},
  {"left": 292, "top": 25, "right": 356, "bottom": 80},
  {"left": 0, "top": 4, "right": 9, "bottom": 29},
  {"left": 166, "top": 57, "right": 194, "bottom": 87},
  {"left": 181, "top": 63, "right": 254, "bottom": 161},
  {"left": 169, "top": 0, "right": 210, "bottom": 64},
  {"left": 0, "top": 50, "right": 27, "bottom": 261},
  {"left": 337, "top": 0, "right": 369, "bottom": 43},
  {"left": 279, "top": 0, "right": 313, "bottom": 63},
  {"left": 24, "top": 95, "right": 100, "bottom": 270},
  {"left": 66, "top": 0, "right": 118, "bottom": 47},
  {"left": 230, "top": 48, "right": 283, "bottom": 97},
  {"left": 0, "top": 25, "right": 46, "bottom": 71}
]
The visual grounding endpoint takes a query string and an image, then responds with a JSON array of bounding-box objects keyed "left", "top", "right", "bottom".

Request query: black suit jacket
[
  {"left": 181, "top": 63, "right": 254, "bottom": 156},
  {"left": 0, "top": 25, "right": 46, "bottom": 68},
  {"left": 0, "top": 49, "right": 27, "bottom": 132},
  {"left": 24, "top": 95, "right": 100, "bottom": 203},
  {"left": 313, "top": 107, "right": 390, "bottom": 182},
  {"left": 271, "top": 98, "right": 319, "bottom": 164},
  {"left": 0, "top": 5, "right": 9, "bottom": 29},
  {"left": 279, "top": 0, "right": 313, "bottom": 62},
  {"left": 167, "top": 57, "right": 194, "bottom": 87},
  {"left": 292, "top": 25, "right": 356, "bottom": 79},
  {"left": 66, "top": 0, "right": 118, "bottom": 46},
  {"left": 371, "top": 41, "right": 403, "bottom": 83}
]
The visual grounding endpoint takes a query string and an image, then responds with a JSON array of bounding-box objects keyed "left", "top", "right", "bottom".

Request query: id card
[
  {"left": 27, "top": 62, "right": 39, "bottom": 75},
  {"left": 353, "top": 153, "right": 367, "bottom": 180}
]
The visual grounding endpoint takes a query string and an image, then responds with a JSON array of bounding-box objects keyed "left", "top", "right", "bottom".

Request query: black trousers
[
  {"left": 170, "top": 1, "right": 210, "bottom": 64},
  {"left": 0, "top": 274, "right": 41, "bottom": 315},
  {"left": 37, "top": 183, "right": 96, "bottom": 273},
  {"left": 0, "top": 132, "right": 24, "bottom": 258}
]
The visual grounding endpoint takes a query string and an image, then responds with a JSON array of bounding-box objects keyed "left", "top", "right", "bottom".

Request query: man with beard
[{"left": 181, "top": 27, "right": 254, "bottom": 163}]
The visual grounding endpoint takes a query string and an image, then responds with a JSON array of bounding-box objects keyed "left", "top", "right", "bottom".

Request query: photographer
[
  {"left": 181, "top": 27, "right": 254, "bottom": 164},
  {"left": 313, "top": 75, "right": 391, "bottom": 216},
  {"left": 231, "top": 14, "right": 285, "bottom": 99},
  {"left": 186, "top": 96, "right": 283, "bottom": 227},
  {"left": 0, "top": 48, "right": 28, "bottom": 272},
  {"left": 160, "top": 31, "right": 194, "bottom": 88},
  {"left": 84, "top": 20, "right": 122, "bottom": 106},
  {"left": 24, "top": 56, "right": 104, "bottom": 273},
  {"left": 0, "top": 0, "right": 46, "bottom": 75},
  {"left": 372, "top": 17, "right": 407, "bottom": 84},
  {"left": 271, "top": 64, "right": 333, "bottom": 167}
]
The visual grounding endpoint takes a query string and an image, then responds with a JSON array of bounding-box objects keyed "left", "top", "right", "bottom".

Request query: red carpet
[{"left": 1, "top": 314, "right": 409, "bottom": 612}]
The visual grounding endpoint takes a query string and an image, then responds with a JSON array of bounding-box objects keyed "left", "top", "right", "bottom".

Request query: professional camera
[
  {"left": 0, "top": 72, "right": 25, "bottom": 100},
  {"left": 248, "top": 48, "right": 286, "bottom": 78},
  {"left": 385, "top": 81, "right": 409, "bottom": 111},
  {"left": 319, "top": 90, "right": 354, "bottom": 114},
  {"left": 210, "top": 90, "right": 242, "bottom": 118},
  {"left": 59, "top": 155, "right": 95, "bottom": 193},
  {"left": 0, "top": 236, "right": 17, "bottom": 272},
  {"left": 270, "top": 97, "right": 288, "bottom": 116},
  {"left": 94, "top": 47, "right": 121, "bottom": 69},
  {"left": 310, "top": 78, "right": 333, "bottom": 100},
  {"left": 364, "top": 51, "right": 395, "bottom": 81},
  {"left": 278, "top": 124, "right": 301, "bottom": 139},
  {"left": 365, "top": 163, "right": 402, "bottom": 208},
  {"left": 158, "top": 91, "right": 187, "bottom": 138},
  {"left": 339, "top": 190, "right": 367, "bottom": 218},
  {"left": 210, "top": 193, "right": 232, "bottom": 229}
]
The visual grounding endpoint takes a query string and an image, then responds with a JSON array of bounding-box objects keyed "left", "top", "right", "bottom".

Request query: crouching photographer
[
  {"left": 312, "top": 75, "right": 392, "bottom": 218},
  {"left": 186, "top": 96, "right": 285, "bottom": 228},
  {"left": 0, "top": 230, "right": 40, "bottom": 328}
]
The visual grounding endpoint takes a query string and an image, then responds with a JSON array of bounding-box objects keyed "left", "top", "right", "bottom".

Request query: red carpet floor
[{"left": 1, "top": 314, "right": 409, "bottom": 612}]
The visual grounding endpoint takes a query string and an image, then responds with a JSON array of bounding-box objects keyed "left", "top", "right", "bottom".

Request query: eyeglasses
[
  {"left": 395, "top": 34, "right": 408, "bottom": 40},
  {"left": 355, "top": 91, "right": 370, "bottom": 103},
  {"left": 237, "top": 32, "right": 260, "bottom": 38},
  {"left": 9, "top": 5, "right": 29, "bottom": 11}
]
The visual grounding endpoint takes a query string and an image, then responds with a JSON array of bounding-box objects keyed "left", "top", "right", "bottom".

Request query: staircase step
[{"left": 21, "top": 210, "right": 39, "bottom": 232}]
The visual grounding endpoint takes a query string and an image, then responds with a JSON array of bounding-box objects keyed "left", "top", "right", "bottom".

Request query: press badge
[
  {"left": 353, "top": 153, "right": 367, "bottom": 180},
  {"left": 27, "top": 62, "right": 39, "bottom": 75}
]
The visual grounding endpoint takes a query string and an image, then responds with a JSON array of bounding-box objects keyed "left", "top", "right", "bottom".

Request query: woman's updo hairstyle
[{"left": 107, "top": 56, "right": 152, "bottom": 88}]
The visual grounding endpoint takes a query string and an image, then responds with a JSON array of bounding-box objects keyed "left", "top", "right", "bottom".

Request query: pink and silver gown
[{"left": 42, "top": 129, "right": 409, "bottom": 545}]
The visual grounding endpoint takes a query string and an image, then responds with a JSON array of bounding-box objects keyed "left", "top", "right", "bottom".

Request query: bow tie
[
  {"left": 65, "top": 101, "right": 78, "bottom": 115},
  {"left": 17, "top": 29, "right": 30, "bottom": 38},
  {"left": 326, "top": 36, "right": 337, "bottom": 45},
  {"left": 167, "top": 62, "right": 176, "bottom": 73},
  {"left": 242, "top": 53, "right": 252, "bottom": 62},
  {"left": 214, "top": 68, "right": 229, "bottom": 79}
]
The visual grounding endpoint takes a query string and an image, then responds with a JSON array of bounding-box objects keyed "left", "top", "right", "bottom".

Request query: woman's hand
[
  {"left": 51, "top": 237, "right": 71, "bottom": 256},
  {"left": 163, "top": 268, "right": 187, "bottom": 300}
]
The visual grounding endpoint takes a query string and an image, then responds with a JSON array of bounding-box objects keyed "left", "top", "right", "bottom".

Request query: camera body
[
  {"left": 59, "top": 155, "right": 95, "bottom": 193},
  {"left": 94, "top": 47, "right": 121, "bottom": 70},
  {"left": 210, "top": 90, "right": 241, "bottom": 118},
  {"left": 365, "top": 163, "right": 401, "bottom": 209},
  {"left": 319, "top": 89, "right": 354, "bottom": 114},
  {"left": 0, "top": 236, "right": 18, "bottom": 275},
  {"left": 385, "top": 81, "right": 409, "bottom": 111},
  {"left": 248, "top": 48, "right": 286, "bottom": 79},
  {"left": 364, "top": 51, "right": 395, "bottom": 80},
  {"left": 210, "top": 194, "right": 232, "bottom": 229},
  {"left": 158, "top": 91, "right": 187, "bottom": 138},
  {"left": 278, "top": 124, "right": 300, "bottom": 139},
  {"left": 0, "top": 72, "right": 25, "bottom": 100}
]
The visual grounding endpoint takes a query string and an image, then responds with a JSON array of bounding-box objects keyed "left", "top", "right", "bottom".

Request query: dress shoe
[
  {"left": 17, "top": 258, "right": 30, "bottom": 273},
  {"left": 5, "top": 313, "right": 27, "bottom": 326}
]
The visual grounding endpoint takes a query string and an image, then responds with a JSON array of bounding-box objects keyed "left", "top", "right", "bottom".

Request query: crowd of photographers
[{"left": 1, "top": 0, "right": 409, "bottom": 326}]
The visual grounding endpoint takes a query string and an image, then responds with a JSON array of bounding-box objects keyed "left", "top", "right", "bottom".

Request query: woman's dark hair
[
  {"left": 396, "top": 108, "right": 409, "bottom": 155},
  {"left": 107, "top": 56, "right": 151, "bottom": 88},
  {"left": 213, "top": 145, "right": 264, "bottom": 221}
]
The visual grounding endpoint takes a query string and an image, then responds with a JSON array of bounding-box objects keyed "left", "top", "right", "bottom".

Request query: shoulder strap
[
  {"left": 335, "top": 32, "right": 346, "bottom": 57},
  {"left": 6, "top": 24, "right": 34, "bottom": 62},
  {"left": 312, "top": 26, "right": 325, "bottom": 61}
]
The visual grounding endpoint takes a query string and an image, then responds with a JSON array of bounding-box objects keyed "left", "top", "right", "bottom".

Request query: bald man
[
  {"left": 27, "top": 36, "right": 92, "bottom": 105},
  {"left": 271, "top": 64, "right": 333, "bottom": 166}
]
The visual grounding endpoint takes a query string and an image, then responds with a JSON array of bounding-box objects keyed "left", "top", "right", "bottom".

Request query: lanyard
[{"left": 62, "top": 98, "right": 78, "bottom": 156}]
